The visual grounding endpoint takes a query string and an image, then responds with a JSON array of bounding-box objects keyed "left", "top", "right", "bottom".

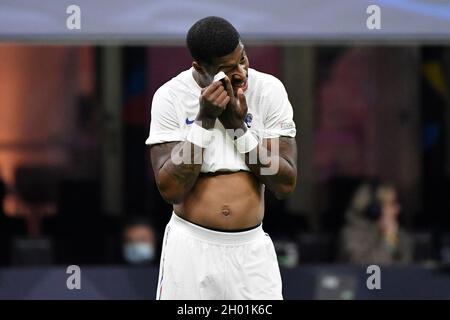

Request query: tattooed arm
[
  {"left": 245, "top": 136, "right": 297, "bottom": 200},
  {"left": 150, "top": 140, "right": 204, "bottom": 204},
  {"left": 150, "top": 80, "right": 229, "bottom": 204}
]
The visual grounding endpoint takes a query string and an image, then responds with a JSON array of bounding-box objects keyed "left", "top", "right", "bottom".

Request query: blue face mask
[{"left": 123, "top": 242, "right": 155, "bottom": 264}]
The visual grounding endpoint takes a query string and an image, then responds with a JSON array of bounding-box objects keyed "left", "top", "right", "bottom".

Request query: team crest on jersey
[{"left": 244, "top": 113, "right": 253, "bottom": 128}]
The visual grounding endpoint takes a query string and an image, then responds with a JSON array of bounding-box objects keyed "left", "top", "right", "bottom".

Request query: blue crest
[{"left": 244, "top": 113, "right": 253, "bottom": 128}]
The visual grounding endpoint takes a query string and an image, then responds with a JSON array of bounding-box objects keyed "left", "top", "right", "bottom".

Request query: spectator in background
[
  {"left": 122, "top": 217, "right": 157, "bottom": 265},
  {"left": 338, "top": 181, "right": 412, "bottom": 265}
]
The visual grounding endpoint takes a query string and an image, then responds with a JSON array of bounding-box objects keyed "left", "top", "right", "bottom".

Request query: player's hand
[
  {"left": 197, "top": 80, "right": 230, "bottom": 129},
  {"left": 218, "top": 76, "right": 248, "bottom": 129}
]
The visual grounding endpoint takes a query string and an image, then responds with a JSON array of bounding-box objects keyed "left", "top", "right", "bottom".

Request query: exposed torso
[
  {"left": 174, "top": 171, "right": 264, "bottom": 230},
  {"left": 157, "top": 68, "right": 289, "bottom": 230}
]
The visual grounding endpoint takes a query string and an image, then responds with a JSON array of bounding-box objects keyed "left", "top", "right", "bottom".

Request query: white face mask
[{"left": 123, "top": 242, "right": 155, "bottom": 264}]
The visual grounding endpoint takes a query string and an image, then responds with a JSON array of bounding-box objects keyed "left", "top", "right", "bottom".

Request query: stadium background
[{"left": 0, "top": 0, "right": 450, "bottom": 299}]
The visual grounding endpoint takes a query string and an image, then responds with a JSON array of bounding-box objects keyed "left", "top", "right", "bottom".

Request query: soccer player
[{"left": 146, "top": 16, "right": 297, "bottom": 299}]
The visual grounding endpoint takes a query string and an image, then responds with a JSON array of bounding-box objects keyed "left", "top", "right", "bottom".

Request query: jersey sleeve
[
  {"left": 262, "top": 78, "right": 296, "bottom": 139},
  {"left": 145, "top": 86, "right": 185, "bottom": 145}
]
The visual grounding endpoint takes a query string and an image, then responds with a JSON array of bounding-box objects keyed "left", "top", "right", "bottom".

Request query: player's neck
[{"left": 192, "top": 69, "right": 209, "bottom": 89}]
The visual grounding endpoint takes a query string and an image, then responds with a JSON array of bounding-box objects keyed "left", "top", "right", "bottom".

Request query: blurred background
[{"left": 0, "top": 0, "right": 450, "bottom": 299}]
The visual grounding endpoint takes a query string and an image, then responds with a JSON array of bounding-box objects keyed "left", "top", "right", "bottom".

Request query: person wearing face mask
[
  {"left": 122, "top": 217, "right": 157, "bottom": 265},
  {"left": 338, "top": 180, "right": 413, "bottom": 265}
]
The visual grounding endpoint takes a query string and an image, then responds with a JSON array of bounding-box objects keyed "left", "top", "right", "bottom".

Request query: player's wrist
[
  {"left": 195, "top": 116, "right": 216, "bottom": 129},
  {"left": 234, "top": 129, "right": 258, "bottom": 154},
  {"left": 233, "top": 122, "right": 247, "bottom": 137},
  {"left": 221, "top": 120, "right": 247, "bottom": 131}
]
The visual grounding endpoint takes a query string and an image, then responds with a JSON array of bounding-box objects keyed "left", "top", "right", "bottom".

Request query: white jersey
[{"left": 145, "top": 67, "right": 296, "bottom": 173}]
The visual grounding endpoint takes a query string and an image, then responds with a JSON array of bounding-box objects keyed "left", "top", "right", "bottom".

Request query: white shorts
[{"left": 156, "top": 213, "right": 283, "bottom": 300}]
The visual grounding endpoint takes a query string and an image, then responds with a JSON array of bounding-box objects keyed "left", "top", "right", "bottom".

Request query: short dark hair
[{"left": 186, "top": 16, "right": 240, "bottom": 64}]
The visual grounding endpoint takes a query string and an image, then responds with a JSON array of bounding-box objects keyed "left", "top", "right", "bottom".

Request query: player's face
[{"left": 208, "top": 42, "right": 249, "bottom": 93}]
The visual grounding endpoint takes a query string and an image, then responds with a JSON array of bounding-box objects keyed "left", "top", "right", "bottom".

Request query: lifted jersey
[{"left": 146, "top": 68, "right": 296, "bottom": 173}]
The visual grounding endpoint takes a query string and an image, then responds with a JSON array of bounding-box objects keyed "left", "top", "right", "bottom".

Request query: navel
[{"left": 221, "top": 205, "right": 231, "bottom": 216}]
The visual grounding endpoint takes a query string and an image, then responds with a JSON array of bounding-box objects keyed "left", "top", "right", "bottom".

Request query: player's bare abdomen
[{"left": 173, "top": 171, "right": 264, "bottom": 231}]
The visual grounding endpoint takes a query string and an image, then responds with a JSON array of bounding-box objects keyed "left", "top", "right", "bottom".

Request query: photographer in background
[{"left": 338, "top": 181, "right": 412, "bottom": 265}]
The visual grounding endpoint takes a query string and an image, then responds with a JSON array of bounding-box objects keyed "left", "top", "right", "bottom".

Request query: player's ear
[{"left": 192, "top": 61, "right": 206, "bottom": 75}]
